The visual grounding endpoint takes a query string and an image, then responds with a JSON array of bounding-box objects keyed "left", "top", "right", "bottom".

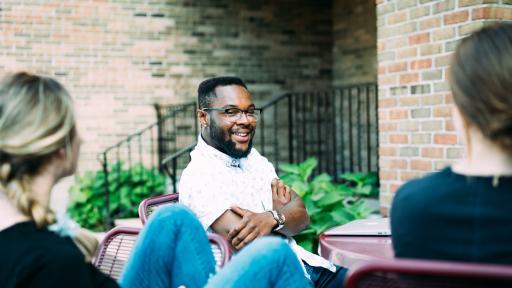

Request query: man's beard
[{"left": 209, "top": 120, "right": 254, "bottom": 159}]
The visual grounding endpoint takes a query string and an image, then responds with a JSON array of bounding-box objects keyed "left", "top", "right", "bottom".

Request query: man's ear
[{"left": 197, "top": 109, "right": 208, "bottom": 127}]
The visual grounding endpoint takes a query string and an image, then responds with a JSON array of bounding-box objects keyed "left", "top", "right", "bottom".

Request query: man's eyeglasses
[{"left": 202, "top": 107, "right": 262, "bottom": 122}]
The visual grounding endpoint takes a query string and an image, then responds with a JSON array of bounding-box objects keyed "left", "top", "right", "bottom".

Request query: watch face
[{"left": 276, "top": 211, "right": 285, "bottom": 225}]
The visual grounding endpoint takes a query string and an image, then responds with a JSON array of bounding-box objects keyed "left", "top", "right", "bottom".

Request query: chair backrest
[
  {"left": 344, "top": 258, "right": 512, "bottom": 288},
  {"left": 138, "top": 193, "right": 179, "bottom": 225},
  {"left": 93, "top": 227, "right": 232, "bottom": 280},
  {"left": 138, "top": 193, "right": 232, "bottom": 267},
  {"left": 93, "top": 226, "right": 140, "bottom": 280}
]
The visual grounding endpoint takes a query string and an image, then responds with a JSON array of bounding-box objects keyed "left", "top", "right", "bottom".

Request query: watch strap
[{"left": 269, "top": 210, "right": 285, "bottom": 231}]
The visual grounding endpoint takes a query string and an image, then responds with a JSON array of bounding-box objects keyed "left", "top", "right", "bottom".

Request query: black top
[
  {"left": 0, "top": 221, "right": 119, "bottom": 288},
  {"left": 391, "top": 167, "right": 512, "bottom": 265}
]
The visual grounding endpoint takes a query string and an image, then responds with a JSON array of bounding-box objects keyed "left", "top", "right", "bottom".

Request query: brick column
[{"left": 376, "top": 0, "right": 512, "bottom": 213}]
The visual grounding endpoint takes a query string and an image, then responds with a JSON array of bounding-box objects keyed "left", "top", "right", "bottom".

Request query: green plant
[
  {"left": 68, "top": 162, "right": 166, "bottom": 231},
  {"left": 339, "top": 171, "right": 379, "bottom": 199},
  {"left": 279, "top": 158, "right": 378, "bottom": 252}
]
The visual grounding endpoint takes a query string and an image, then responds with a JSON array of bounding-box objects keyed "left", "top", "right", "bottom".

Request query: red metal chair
[
  {"left": 138, "top": 193, "right": 232, "bottom": 267},
  {"left": 93, "top": 226, "right": 140, "bottom": 280},
  {"left": 344, "top": 258, "right": 512, "bottom": 288},
  {"left": 138, "top": 193, "right": 179, "bottom": 225}
]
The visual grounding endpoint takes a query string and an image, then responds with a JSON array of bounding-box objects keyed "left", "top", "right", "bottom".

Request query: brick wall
[
  {"left": 334, "top": 0, "right": 377, "bottom": 86},
  {"left": 377, "top": 0, "right": 512, "bottom": 213},
  {"left": 0, "top": 0, "right": 333, "bottom": 172}
]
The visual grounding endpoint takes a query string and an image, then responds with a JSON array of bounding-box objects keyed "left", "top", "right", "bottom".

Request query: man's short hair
[{"left": 197, "top": 76, "right": 248, "bottom": 109}]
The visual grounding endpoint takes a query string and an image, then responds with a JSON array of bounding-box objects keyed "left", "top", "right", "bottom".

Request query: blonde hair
[{"left": 0, "top": 72, "right": 76, "bottom": 228}]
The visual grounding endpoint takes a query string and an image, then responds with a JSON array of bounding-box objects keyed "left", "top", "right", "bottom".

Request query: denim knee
[
  {"left": 148, "top": 204, "right": 196, "bottom": 228},
  {"left": 247, "top": 237, "right": 294, "bottom": 262}
]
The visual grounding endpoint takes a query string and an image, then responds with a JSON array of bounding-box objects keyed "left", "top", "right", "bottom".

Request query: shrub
[
  {"left": 68, "top": 162, "right": 166, "bottom": 231},
  {"left": 279, "top": 158, "right": 378, "bottom": 252}
]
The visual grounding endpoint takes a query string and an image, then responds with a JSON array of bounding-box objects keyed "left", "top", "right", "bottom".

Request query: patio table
[{"left": 318, "top": 234, "right": 394, "bottom": 268}]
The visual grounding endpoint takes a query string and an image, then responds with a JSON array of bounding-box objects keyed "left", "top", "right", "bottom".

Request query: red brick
[
  {"left": 379, "top": 65, "right": 386, "bottom": 75},
  {"left": 380, "top": 170, "right": 398, "bottom": 181},
  {"left": 411, "top": 159, "right": 433, "bottom": 171},
  {"left": 399, "top": 97, "right": 420, "bottom": 107},
  {"left": 445, "top": 120, "right": 456, "bottom": 131},
  {"left": 380, "top": 147, "right": 398, "bottom": 156},
  {"left": 444, "top": 10, "right": 469, "bottom": 25},
  {"left": 420, "top": 17, "right": 441, "bottom": 30},
  {"left": 378, "top": 40, "right": 386, "bottom": 52},
  {"left": 397, "top": 47, "right": 417, "bottom": 60},
  {"left": 472, "top": 7, "right": 512, "bottom": 20},
  {"left": 435, "top": 54, "right": 452, "bottom": 68},
  {"left": 410, "top": 59, "right": 432, "bottom": 70},
  {"left": 445, "top": 93, "right": 454, "bottom": 104},
  {"left": 399, "top": 73, "right": 419, "bottom": 84},
  {"left": 388, "top": 62, "right": 408, "bottom": 73},
  {"left": 391, "top": 159, "right": 408, "bottom": 169},
  {"left": 433, "top": 106, "right": 452, "bottom": 118},
  {"left": 379, "top": 75, "right": 398, "bottom": 86},
  {"left": 390, "top": 109, "right": 409, "bottom": 120},
  {"left": 388, "top": 10, "right": 408, "bottom": 24},
  {"left": 422, "top": 147, "right": 444, "bottom": 158},
  {"left": 420, "top": 43, "right": 442, "bottom": 56},
  {"left": 390, "top": 134, "right": 409, "bottom": 144},
  {"left": 379, "top": 122, "right": 398, "bottom": 132},
  {"left": 379, "top": 98, "right": 397, "bottom": 108},
  {"left": 434, "top": 133, "right": 458, "bottom": 145},
  {"left": 379, "top": 111, "right": 388, "bottom": 121},
  {"left": 400, "top": 171, "right": 422, "bottom": 181},
  {"left": 409, "top": 33, "right": 430, "bottom": 45},
  {"left": 433, "top": 27, "right": 456, "bottom": 41}
]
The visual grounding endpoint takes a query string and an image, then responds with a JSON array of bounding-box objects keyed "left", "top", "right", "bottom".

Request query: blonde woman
[
  {"left": 0, "top": 72, "right": 309, "bottom": 288},
  {"left": 0, "top": 72, "right": 118, "bottom": 287}
]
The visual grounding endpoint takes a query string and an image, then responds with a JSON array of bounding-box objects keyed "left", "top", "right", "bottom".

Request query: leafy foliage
[
  {"left": 68, "top": 162, "right": 166, "bottom": 231},
  {"left": 279, "top": 158, "right": 378, "bottom": 252}
]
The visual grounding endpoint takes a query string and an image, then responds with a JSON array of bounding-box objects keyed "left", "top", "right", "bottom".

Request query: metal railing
[
  {"left": 256, "top": 83, "right": 379, "bottom": 177},
  {"left": 161, "top": 83, "right": 379, "bottom": 192},
  {"left": 98, "top": 102, "right": 197, "bottom": 226}
]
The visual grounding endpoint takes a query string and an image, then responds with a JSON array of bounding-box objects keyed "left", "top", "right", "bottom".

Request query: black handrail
[
  {"left": 161, "top": 142, "right": 196, "bottom": 193},
  {"left": 97, "top": 102, "right": 196, "bottom": 228}
]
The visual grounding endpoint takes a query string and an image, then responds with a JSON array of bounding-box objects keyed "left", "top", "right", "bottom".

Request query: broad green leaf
[
  {"left": 279, "top": 163, "right": 301, "bottom": 174},
  {"left": 315, "top": 192, "right": 345, "bottom": 207},
  {"left": 291, "top": 182, "right": 309, "bottom": 197}
]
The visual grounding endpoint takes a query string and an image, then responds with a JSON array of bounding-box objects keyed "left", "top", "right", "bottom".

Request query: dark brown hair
[{"left": 450, "top": 22, "right": 512, "bottom": 154}]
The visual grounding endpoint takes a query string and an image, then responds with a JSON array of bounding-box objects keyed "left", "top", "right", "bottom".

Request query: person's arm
[
  {"left": 211, "top": 179, "right": 310, "bottom": 250},
  {"left": 211, "top": 208, "right": 276, "bottom": 250},
  {"left": 270, "top": 178, "right": 310, "bottom": 237}
]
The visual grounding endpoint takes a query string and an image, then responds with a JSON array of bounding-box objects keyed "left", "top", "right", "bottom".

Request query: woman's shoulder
[
  {"left": 1, "top": 221, "right": 83, "bottom": 260},
  {"left": 0, "top": 222, "right": 118, "bottom": 288},
  {"left": 394, "top": 167, "right": 455, "bottom": 201}
]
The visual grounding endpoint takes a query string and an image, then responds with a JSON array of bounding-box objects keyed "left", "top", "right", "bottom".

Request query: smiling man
[{"left": 178, "top": 76, "right": 346, "bottom": 288}]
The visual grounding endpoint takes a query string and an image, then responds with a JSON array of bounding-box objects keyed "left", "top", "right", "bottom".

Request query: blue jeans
[{"left": 120, "top": 204, "right": 310, "bottom": 288}]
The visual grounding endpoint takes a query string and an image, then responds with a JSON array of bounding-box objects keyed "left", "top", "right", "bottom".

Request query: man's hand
[
  {"left": 227, "top": 206, "right": 276, "bottom": 250},
  {"left": 272, "top": 178, "right": 292, "bottom": 211}
]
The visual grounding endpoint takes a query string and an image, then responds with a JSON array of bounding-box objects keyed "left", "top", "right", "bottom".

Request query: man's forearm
[{"left": 277, "top": 200, "right": 310, "bottom": 237}]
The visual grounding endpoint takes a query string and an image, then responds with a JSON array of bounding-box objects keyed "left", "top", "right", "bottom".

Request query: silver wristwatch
[{"left": 269, "top": 210, "right": 286, "bottom": 231}]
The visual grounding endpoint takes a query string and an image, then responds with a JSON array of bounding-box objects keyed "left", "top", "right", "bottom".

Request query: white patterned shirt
[{"left": 179, "top": 135, "right": 336, "bottom": 274}]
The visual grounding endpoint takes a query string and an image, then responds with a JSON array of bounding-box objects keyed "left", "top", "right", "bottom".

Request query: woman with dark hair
[
  {"left": 0, "top": 72, "right": 309, "bottom": 288},
  {"left": 391, "top": 23, "right": 512, "bottom": 265}
]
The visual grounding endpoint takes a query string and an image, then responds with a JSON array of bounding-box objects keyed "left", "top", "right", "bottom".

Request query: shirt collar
[{"left": 196, "top": 134, "right": 247, "bottom": 169}]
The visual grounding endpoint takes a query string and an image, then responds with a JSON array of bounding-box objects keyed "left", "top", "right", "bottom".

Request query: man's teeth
[{"left": 234, "top": 132, "right": 249, "bottom": 136}]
